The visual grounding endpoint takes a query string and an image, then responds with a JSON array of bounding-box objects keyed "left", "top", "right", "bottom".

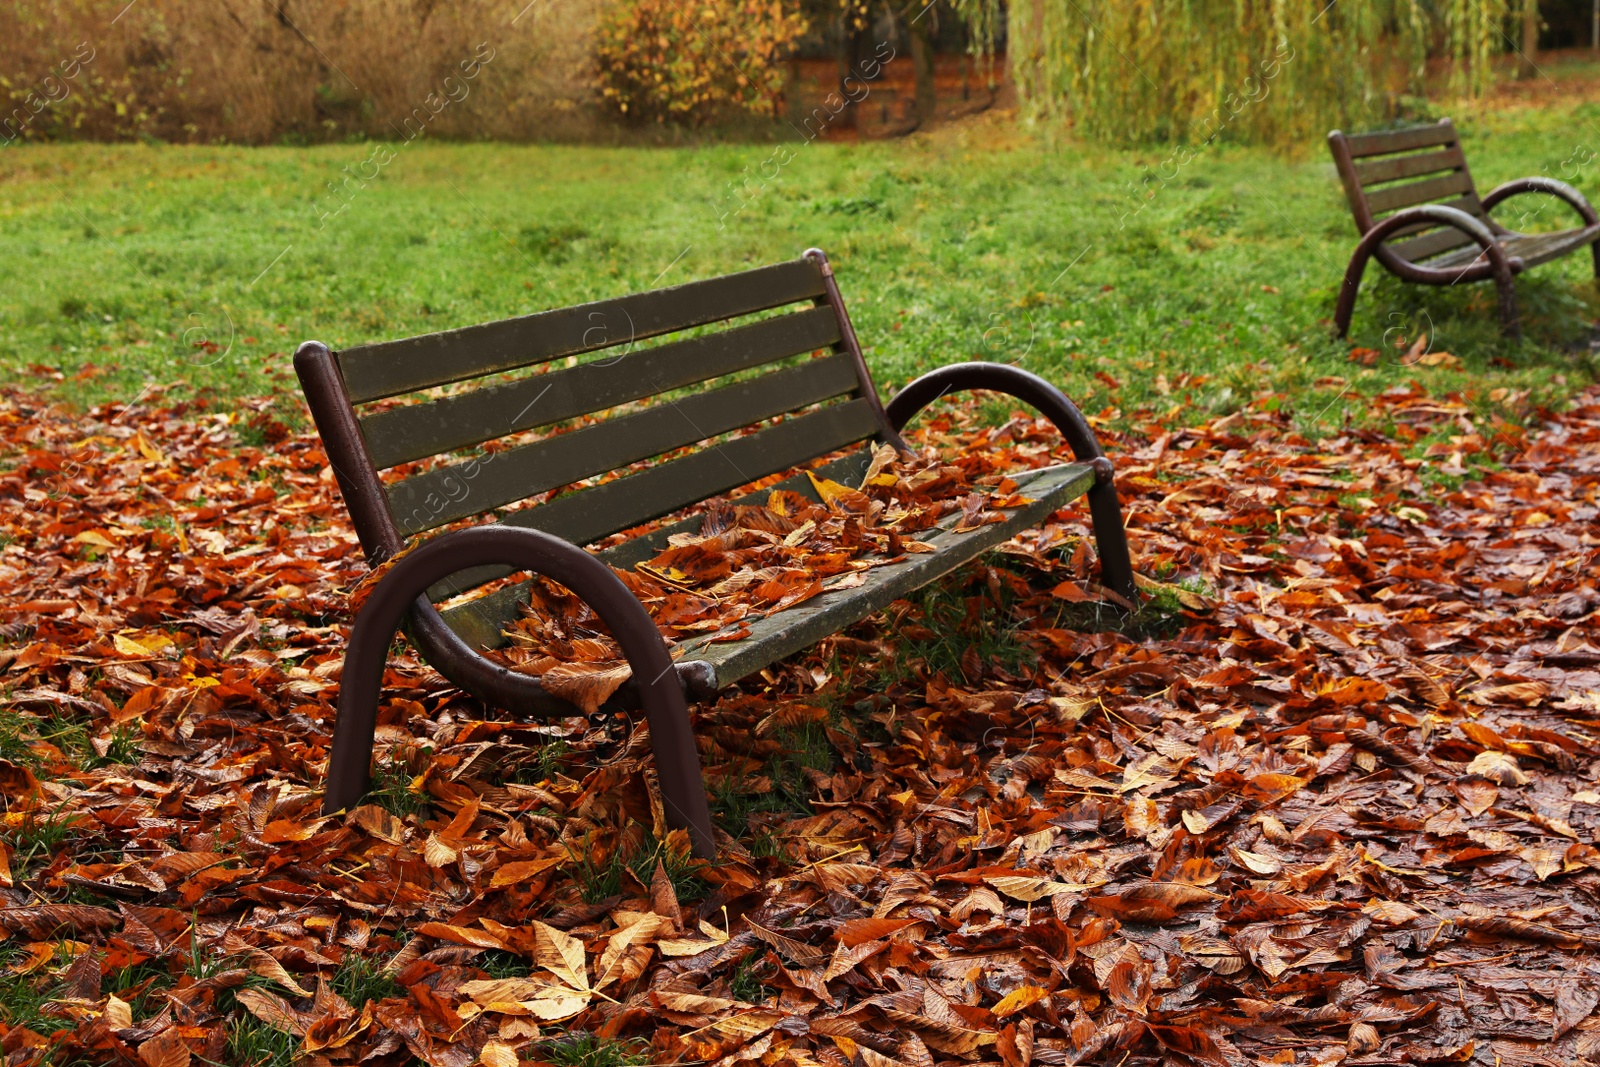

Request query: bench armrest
[
  {"left": 884, "top": 361, "right": 1138, "bottom": 605},
  {"left": 1482, "top": 176, "right": 1599, "bottom": 230},
  {"left": 1362, "top": 204, "right": 1524, "bottom": 274},
  {"left": 323, "top": 524, "right": 715, "bottom": 858}
]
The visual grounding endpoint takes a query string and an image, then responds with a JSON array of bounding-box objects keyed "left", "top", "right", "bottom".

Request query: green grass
[
  {"left": 226, "top": 1013, "right": 300, "bottom": 1067},
  {"left": 366, "top": 753, "right": 430, "bottom": 819},
  {"left": 2, "top": 91, "right": 1597, "bottom": 430},
  {"left": 0, "top": 943, "right": 65, "bottom": 1038},
  {"left": 538, "top": 1034, "right": 650, "bottom": 1067},
  {"left": 2, "top": 807, "right": 84, "bottom": 882},
  {"left": 329, "top": 951, "right": 402, "bottom": 1009}
]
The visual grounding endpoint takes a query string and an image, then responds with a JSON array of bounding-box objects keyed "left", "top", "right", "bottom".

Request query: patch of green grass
[
  {"left": 729, "top": 957, "right": 774, "bottom": 1004},
  {"left": 475, "top": 950, "right": 532, "bottom": 980},
  {"left": 1125, "top": 576, "right": 1216, "bottom": 639},
  {"left": 330, "top": 951, "right": 401, "bottom": 1009},
  {"left": 0, "top": 944, "right": 65, "bottom": 1037},
  {"left": 1, "top": 110, "right": 1594, "bottom": 425},
  {"left": 502, "top": 739, "right": 570, "bottom": 786},
  {"left": 539, "top": 1034, "right": 650, "bottom": 1067},
  {"left": 0, "top": 715, "right": 42, "bottom": 768},
  {"left": 2, "top": 807, "right": 84, "bottom": 880},
  {"left": 572, "top": 838, "right": 627, "bottom": 905},
  {"left": 367, "top": 755, "right": 429, "bottom": 819},
  {"left": 104, "top": 958, "right": 167, "bottom": 1018},
  {"left": 710, "top": 716, "right": 837, "bottom": 841},
  {"left": 893, "top": 563, "right": 1037, "bottom": 686},
  {"left": 226, "top": 1012, "right": 300, "bottom": 1067},
  {"left": 626, "top": 838, "right": 708, "bottom": 903}
]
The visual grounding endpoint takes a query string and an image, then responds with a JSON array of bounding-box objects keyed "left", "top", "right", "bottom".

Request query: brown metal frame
[
  {"left": 321, "top": 524, "right": 715, "bottom": 858},
  {"left": 297, "top": 251, "right": 1140, "bottom": 861},
  {"left": 1328, "top": 119, "right": 1600, "bottom": 340},
  {"left": 884, "top": 361, "right": 1138, "bottom": 605}
]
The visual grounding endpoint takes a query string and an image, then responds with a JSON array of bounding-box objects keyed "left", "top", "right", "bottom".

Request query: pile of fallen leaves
[
  {"left": 490, "top": 436, "right": 1064, "bottom": 712},
  {"left": 0, "top": 379, "right": 1598, "bottom": 1067}
]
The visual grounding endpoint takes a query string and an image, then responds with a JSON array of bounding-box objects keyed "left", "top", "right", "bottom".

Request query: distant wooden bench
[
  {"left": 1328, "top": 118, "right": 1600, "bottom": 339},
  {"left": 295, "top": 249, "right": 1137, "bottom": 857}
]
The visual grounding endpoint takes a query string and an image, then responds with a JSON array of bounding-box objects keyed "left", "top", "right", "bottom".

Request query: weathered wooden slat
[
  {"left": 1352, "top": 146, "right": 1465, "bottom": 187},
  {"left": 1366, "top": 171, "right": 1475, "bottom": 215},
  {"left": 1343, "top": 122, "right": 1457, "bottom": 159},
  {"left": 389, "top": 355, "right": 861, "bottom": 536},
  {"left": 360, "top": 305, "right": 841, "bottom": 470},
  {"left": 432, "top": 450, "right": 876, "bottom": 647},
  {"left": 498, "top": 397, "right": 878, "bottom": 545},
  {"left": 1506, "top": 226, "right": 1600, "bottom": 266},
  {"left": 1423, "top": 224, "right": 1600, "bottom": 272},
  {"left": 337, "top": 258, "right": 826, "bottom": 404},
  {"left": 1386, "top": 225, "right": 1477, "bottom": 264},
  {"left": 684, "top": 462, "right": 1099, "bottom": 686}
]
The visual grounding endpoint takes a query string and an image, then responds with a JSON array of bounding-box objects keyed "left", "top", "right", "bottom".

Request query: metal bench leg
[
  {"left": 323, "top": 525, "right": 716, "bottom": 859},
  {"left": 1491, "top": 270, "right": 1522, "bottom": 340},
  {"left": 1333, "top": 243, "right": 1370, "bottom": 340},
  {"left": 886, "top": 361, "right": 1139, "bottom": 606}
]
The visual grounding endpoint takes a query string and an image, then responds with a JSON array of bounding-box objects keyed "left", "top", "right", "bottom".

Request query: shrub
[{"left": 595, "top": 0, "right": 807, "bottom": 126}]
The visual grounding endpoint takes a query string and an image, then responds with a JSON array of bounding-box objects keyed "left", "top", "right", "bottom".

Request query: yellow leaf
[
  {"left": 490, "top": 857, "right": 563, "bottom": 887},
  {"left": 105, "top": 994, "right": 133, "bottom": 1030},
  {"left": 480, "top": 1042, "right": 519, "bottom": 1067},
  {"left": 423, "top": 833, "right": 458, "bottom": 867},
  {"left": 532, "top": 920, "right": 588, "bottom": 991},
  {"left": 983, "top": 875, "right": 1101, "bottom": 902},
  {"left": 75, "top": 529, "right": 118, "bottom": 548},
  {"left": 132, "top": 431, "right": 167, "bottom": 463},
  {"left": 992, "top": 985, "right": 1050, "bottom": 1017}
]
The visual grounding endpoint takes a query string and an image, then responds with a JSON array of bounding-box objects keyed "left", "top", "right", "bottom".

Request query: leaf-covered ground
[{"left": 0, "top": 381, "right": 1598, "bottom": 1067}]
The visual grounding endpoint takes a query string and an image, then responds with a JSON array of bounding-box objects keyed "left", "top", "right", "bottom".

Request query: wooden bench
[
  {"left": 295, "top": 249, "right": 1137, "bottom": 857},
  {"left": 1328, "top": 118, "right": 1600, "bottom": 339}
]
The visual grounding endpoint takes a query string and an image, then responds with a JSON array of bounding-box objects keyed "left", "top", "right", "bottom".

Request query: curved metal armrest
[
  {"left": 884, "top": 361, "right": 1138, "bottom": 605},
  {"left": 1365, "top": 204, "right": 1506, "bottom": 257},
  {"left": 1482, "top": 177, "right": 1599, "bottom": 228},
  {"left": 322, "top": 525, "right": 714, "bottom": 858}
]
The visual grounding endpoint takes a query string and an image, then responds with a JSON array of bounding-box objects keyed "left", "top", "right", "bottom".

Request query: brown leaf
[{"left": 138, "top": 1030, "right": 190, "bottom": 1067}]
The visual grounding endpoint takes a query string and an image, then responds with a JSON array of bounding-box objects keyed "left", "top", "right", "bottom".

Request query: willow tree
[{"left": 950, "top": 0, "right": 1520, "bottom": 146}]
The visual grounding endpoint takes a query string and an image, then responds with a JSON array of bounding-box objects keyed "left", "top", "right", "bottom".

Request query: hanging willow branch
[{"left": 947, "top": 0, "right": 1516, "bottom": 146}]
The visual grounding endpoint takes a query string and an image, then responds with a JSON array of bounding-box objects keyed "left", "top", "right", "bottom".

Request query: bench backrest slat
[
  {"left": 431, "top": 450, "right": 874, "bottom": 650},
  {"left": 304, "top": 250, "right": 891, "bottom": 639},
  {"left": 1328, "top": 119, "right": 1487, "bottom": 268},
  {"left": 494, "top": 397, "right": 880, "bottom": 549},
  {"left": 387, "top": 353, "right": 862, "bottom": 536},
  {"left": 1361, "top": 170, "right": 1475, "bottom": 215},
  {"left": 1340, "top": 122, "right": 1458, "bottom": 158},
  {"left": 336, "top": 258, "right": 828, "bottom": 404},
  {"left": 360, "top": 304, "right": 842, "bottom": 470}
]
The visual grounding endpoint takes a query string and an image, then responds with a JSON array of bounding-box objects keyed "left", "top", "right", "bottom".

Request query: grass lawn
[{"left": 3, "top": 73, "right": 1600, "bottom": 434}]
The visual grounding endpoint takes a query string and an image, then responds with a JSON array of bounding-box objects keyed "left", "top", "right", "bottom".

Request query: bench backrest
[
  {"left": 1327, "top": 119, "right": 1487, "bottom": 266},
  {"left": 296, "top": 250, "right": 899, "bottom": 598}
]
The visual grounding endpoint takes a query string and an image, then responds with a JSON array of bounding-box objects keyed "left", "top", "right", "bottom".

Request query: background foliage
[{"left": 594, "top": 0, "right": 809, "bottom": 125}]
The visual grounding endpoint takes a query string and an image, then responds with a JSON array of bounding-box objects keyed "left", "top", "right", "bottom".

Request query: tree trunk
[
  {"left": 1518, "top": 0, "right": 1539, "bottom": 80},
  {"left": 908, "top": 10, "right": 937, "bottom": 128}
]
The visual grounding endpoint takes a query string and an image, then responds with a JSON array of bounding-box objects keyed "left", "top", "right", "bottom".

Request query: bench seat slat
[
  {"left": 1365, "top": 171, "right": 1476, "bottom": 215},
  {"left": 337, "top": 257, "right": 826, "bottom": 404},
  {"left": 360, "top": 305, "right": 842, "bottom": 470},
  {"left": 1351, "top": 146, "right": 1465, "bottom": 186},
  {"left": 432, "top": 450, "right": 876, "bottom": 647},
  {"left": 1342, "top": 123, "right": 1458, "bottom": 158},
  {"left": 388, "top": 354, "right": 862, "bottom": 536},
  {"left": 685, "top": 462, "right": 1099, "bottom": 687}
]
